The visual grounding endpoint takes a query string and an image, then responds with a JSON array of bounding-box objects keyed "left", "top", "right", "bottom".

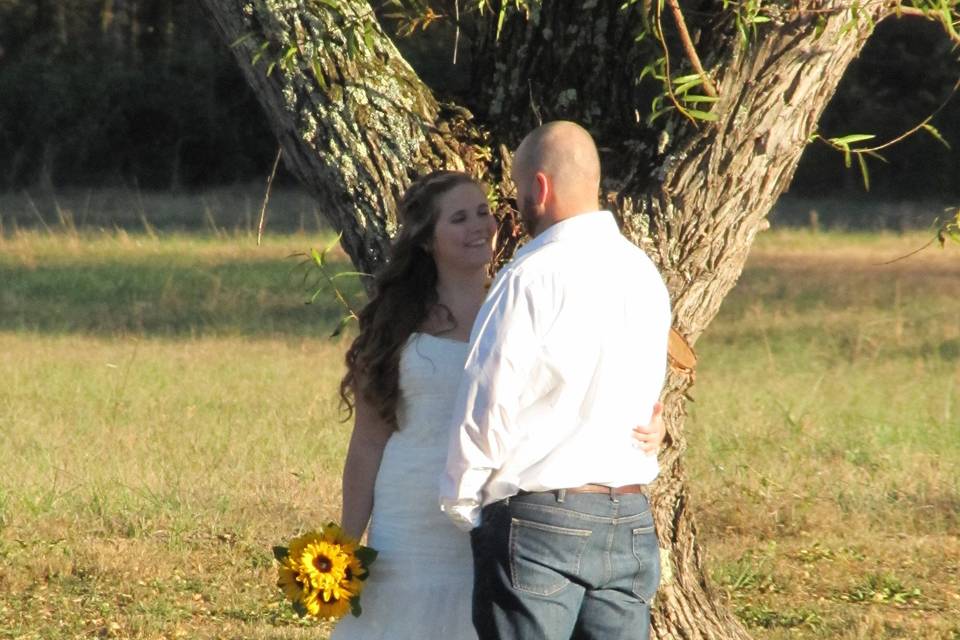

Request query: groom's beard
[{"left": 520, "top": 196, "right": 541, "bottom": 237}]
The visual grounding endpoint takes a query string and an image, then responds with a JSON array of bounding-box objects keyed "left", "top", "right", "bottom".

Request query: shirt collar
[{"left": 515, "top": 210, "right": 618, "bottom": 260}]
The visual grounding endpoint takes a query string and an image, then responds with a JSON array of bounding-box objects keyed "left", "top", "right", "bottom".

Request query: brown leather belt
[
  {"left": 564, "top": 483, "right": 646, "bottom": 496},
  {"left": 518, "top": 484, "right": 647, "bottom": 498}
]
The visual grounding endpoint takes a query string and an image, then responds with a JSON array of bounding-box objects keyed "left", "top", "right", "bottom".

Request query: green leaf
[
  {"left": 638, "top": 63, "right": 660, "bottom": 83},
  {"left": 311, "top": 247, "right": 325, "bottom": 268},
  {"left": 749, "top": 15, "right": 772, "bottom": 23},
  {"left": 646, "top": 106, "right": 674, "bottom": 125},
  {"left": 813, "top": 15, "right": 827, "bottom": 41},
  {"left": 323, "top": 231, "right": 344, "bottom": 256},
  {"left": 363, "top": 24, "right": 375, "bottom": 51},
  {"left": 272, "top": 546, "right": 289, "bottom": 562},
  {"left": 681, "top": 95, "right": 720, "bottom": 104},
  {"left": 839, "top": 16, "right": 858, "bottom": 36},
  {"left": 673, "top": 77, "right": 704, "bottom": 97},
  {"left": 230, "top": 33, "right": 255, "bottom": 49},
  {"left": 841, "top": 144, "right": 852, "bottom": 168},
  {"left": 496, "top": 4, "right": 508, "bottom": 40},
  {"left": 251, "top": 42, "right": 270, "bottom": 66},
  {"left": 685, "top": 108, "right": 719, "bottom": 122},
  {"left": 354, "top": 546, "right": 379, "bottom": 566},
  {"left": 921, "top": 123, "right": 951, "bottom": 149},
  {"left": 292, "top": 599, "right": 309, "bottom": 618},
  {"left": 330, "top": 271, "right": 368, "bottom": 280},
  {"left": 857, "top": 152, "right": 870, "bottom": 192},
  {"left": 829, "top": 134, "right": 876, "bottom": 145},
  {"left": 864, "top": 149, "right": 888, "bottom": 163},
  {"left": 942, "top": 6, "right": 957, "bottom": 39},
  {"left": 311, "top": 59, "right": 328, "bottom": 90},
  {"left": 330, "top": 315, "right": 353, "bottom": 338},
  {"left": 283, "top": 45, "right": 298, "bottom": 69},
  {"left": 346, "top": 28, "right": 358, "bottom": 58},
  {"left": 650, "top": 94, "right": 665, "bottom": 114},
  {"left": 671, "top": 73, "right": 703, "bottom": 85}
]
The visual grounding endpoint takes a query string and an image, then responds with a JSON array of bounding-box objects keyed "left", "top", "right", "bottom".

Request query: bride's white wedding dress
[{"left": 331, "top": 333, "right": 477, "bottom": 640}]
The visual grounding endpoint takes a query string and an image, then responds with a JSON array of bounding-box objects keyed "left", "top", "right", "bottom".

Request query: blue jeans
[{"left": 470, "top": 490, "right": 660, "bottom": 640}]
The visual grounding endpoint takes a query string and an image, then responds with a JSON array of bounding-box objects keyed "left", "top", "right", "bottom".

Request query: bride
[{"left": 331, "top": 171, "right": 665, "bottom": 639}]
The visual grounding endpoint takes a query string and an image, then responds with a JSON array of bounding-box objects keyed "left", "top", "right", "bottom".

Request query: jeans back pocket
[
  {"left": 509, "top": 517, "right": 591, "bottom": 596},
  {"left": 631, "top": 524, "right": 661, "bottom": 603}
]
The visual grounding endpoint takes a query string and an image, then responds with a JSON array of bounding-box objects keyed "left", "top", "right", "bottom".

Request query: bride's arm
[{"left": 341, "top": 392, "right": 393, "bottom": 539}]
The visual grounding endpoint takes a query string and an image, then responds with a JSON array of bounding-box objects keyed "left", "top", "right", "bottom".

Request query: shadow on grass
[{"left": 0, "top": 257, "right": 364, "bottom": 337}]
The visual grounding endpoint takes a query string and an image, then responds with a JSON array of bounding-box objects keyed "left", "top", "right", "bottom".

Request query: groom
[{"left": 440, "top": 121, "right": 672, "bottom": 639}]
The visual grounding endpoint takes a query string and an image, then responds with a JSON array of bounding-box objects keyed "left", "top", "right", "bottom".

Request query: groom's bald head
[{"left": 512, "top": 121, "right": 602, "bottom": 234}]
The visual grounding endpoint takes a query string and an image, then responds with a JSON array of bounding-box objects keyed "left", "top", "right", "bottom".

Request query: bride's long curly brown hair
[{"left": 339, "top": 170, "right": 481, "bottom": 427}]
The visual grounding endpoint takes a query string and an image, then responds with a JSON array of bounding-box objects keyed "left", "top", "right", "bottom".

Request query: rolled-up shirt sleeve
[{"left": 440, "top": 271, "right": 559, "bottom": 530}]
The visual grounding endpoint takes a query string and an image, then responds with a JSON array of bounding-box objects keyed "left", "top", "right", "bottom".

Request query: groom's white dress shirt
[{"left": 440, "top": 210, "right": 672, "bottom": 531}]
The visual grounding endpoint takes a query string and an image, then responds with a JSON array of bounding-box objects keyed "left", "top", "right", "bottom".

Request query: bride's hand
[{"left": 632, "top": 402, "right": 665, "bottom": 454}]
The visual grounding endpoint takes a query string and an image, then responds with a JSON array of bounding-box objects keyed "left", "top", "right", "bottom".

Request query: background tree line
[
  {"left": 1, "top": 0, "right": 958, "bottom": 200},
  {"left": 0, "top": 0, "right": 275, "bottom": 190}
]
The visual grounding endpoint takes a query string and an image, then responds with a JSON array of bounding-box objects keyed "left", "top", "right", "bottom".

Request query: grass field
[{"left": 1, "top": 225, "right": 958, "bottom": 639}]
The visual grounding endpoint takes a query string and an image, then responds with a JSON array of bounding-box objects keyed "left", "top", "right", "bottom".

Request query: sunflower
[
  {"left": 273, "top": 524, "right": 376, "bottom": 621},
  {"left": 340, "top": 554, "right": 366, "bottom": 594},
  {"left": 286, "top": 531, "right": 321, "bottom": 567},
  {"left": 321, "top": 522, "right": 357, "bottom": 553},
  {"left": 299, "top": 539, "right": 351, "bottom": 592},
  {"left": 304, "top": 587, "right": 352, "bottom": 620},
  {"left": 276, "top": 563, "right": 308, "bottom": 602}
]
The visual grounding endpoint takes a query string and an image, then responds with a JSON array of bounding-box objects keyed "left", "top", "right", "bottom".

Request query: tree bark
[
  {"left": 200, "top": 0, "right": 491, "bottom": 276},
  {"left": 473, "top": 5, "right": 883, "bottom": 633},
  {"left": 647, "top": 17, "right": 877, "bottom": 635},
  {"left": 202, "top": 1, "right": 888, "bottom": 637}
]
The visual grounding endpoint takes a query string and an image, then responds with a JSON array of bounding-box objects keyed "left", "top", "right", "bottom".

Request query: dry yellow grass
[
  {"left": 689, "top": 230, "right": 960, "bottom": 639},
  {"left": 0, "top": 228, "right": 958, "bottom": 639}
]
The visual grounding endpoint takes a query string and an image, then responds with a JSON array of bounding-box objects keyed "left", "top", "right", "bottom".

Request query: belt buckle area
[
  {"left": 592, "top": 483, "right": 646, "bottom": 499},
  {"left": 584, "top": 483, "right": 618, "bottom": 497}
]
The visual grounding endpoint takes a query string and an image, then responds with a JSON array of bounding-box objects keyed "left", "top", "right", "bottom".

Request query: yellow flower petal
[
  {"left": 304, "top": 589, "right": 352, "bottom": 620},
  {"left": 277, "top": 525, "right": 368, "bottom": 621},
  {"left": 277, "top": 565, "right": 307, "bottom": 602}
]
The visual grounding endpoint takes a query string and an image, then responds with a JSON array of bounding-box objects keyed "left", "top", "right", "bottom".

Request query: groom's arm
[{"left": 440, "top": 271, "right": 560, "bottom": 531}]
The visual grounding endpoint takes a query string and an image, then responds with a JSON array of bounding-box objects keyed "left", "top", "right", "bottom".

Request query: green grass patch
[{"left": 1, "top": 226, "right": 959, "bottom": 638}]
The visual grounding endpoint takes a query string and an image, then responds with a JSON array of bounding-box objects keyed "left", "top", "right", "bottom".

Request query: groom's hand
[{"left": 632, "top": 402, "right": 665, "bottom": 454}]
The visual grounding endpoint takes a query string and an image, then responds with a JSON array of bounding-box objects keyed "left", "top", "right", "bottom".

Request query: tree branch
[
  {"left": 887, "top": 4, "right": 960, "bottom": 44},
  {"left": 666, "top": 0, "right": 719, "bottom": 98},
  {"left": 654, "top": 3, "right": 700, "bottom": 125},
  {"left": 816, "top": 75, "right": 960, "bottom": 157}
]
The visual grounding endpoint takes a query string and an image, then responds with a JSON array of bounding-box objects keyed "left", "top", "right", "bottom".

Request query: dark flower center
[{"left": 314, "top": 555, "right": 332, "bottom": 573}]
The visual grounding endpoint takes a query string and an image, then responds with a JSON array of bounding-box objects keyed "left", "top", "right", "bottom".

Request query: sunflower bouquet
[{"left": 273, "top": 523, "right": 377, "bottom": 620}]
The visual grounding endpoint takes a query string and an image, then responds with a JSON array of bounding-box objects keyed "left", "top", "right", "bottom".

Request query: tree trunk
[
  {"left": 200, "top": 0, "right": 492, "bottom": 276},
  {"left": 202, "top": 1, "right": 887, "bottom": 637},
  {"left": 647, "top": 19, "right": 877, "bottom": 633},
  {"left": 476, "top": 4, "right": 885, "bottom": 634}
]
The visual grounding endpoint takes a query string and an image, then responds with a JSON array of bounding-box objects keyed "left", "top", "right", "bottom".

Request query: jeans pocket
[
  {"left": 509, "top": 517, "right": 591, "bottom": 596},
  {"left": 631, "top": 524, "right": 661, "bottom": 603}
]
